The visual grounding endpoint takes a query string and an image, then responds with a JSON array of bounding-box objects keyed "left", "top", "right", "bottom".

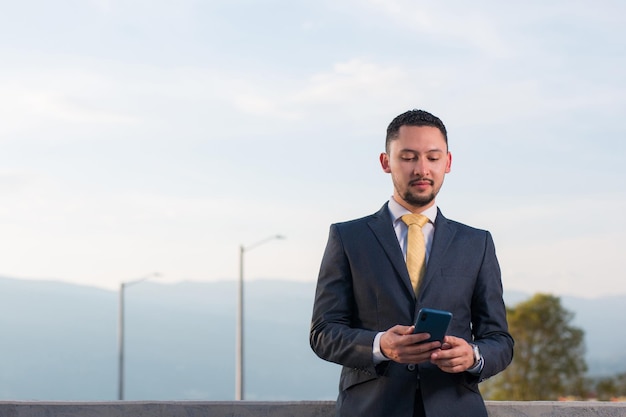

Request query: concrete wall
[{"left": 0, "top": 401, "right": 624, "bottom": 417}]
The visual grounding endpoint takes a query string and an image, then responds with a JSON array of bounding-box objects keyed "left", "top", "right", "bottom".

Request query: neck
[{"left": 392, "top": 195, "right": 435, "bottom": 214}]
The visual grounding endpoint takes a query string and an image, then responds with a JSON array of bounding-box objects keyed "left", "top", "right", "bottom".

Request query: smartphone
[{"left": 413, "top": 308, "right": 452, "bottom": 344}]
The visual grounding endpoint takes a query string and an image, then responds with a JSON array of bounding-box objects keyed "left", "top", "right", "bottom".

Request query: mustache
[{"left": 409, "top": 178, "right": 434, "bottom": 186}]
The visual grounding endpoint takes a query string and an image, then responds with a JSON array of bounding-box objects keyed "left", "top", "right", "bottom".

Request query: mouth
[{"left": 409, "top": 179, "right": 433, "bottom": 188}]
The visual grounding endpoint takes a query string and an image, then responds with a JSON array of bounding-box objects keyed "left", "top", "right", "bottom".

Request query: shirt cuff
[{"left": 372, "top": 331, "right": 388, "bottom": 364}]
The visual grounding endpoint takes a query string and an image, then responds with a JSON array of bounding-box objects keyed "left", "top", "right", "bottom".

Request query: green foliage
[
  {"left": 592, "top": 372, "right": 626, "bottom": 400},
  {"left": 482, "top": 293, "right": 587, "bottom": 400}
]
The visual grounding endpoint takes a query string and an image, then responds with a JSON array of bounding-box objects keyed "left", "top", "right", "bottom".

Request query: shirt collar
[{"left": 388, "top": 197, "right": 438, "bottom": 225}]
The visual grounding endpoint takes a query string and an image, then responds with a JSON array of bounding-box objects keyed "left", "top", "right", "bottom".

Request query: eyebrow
[{"left": 399, "top": 148, "right": 446, "bottom": 154}]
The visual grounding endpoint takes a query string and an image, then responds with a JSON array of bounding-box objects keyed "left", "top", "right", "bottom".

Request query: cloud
[
  {"left": 1, "top": 0, "right": 625, "bottom": 299},
  {"left": 296, "top": 59, "right": 406, "bottom": 102},
  {"left": 467, "top": 193, "right": 626, "bottom": 298},
  {"left": 349, "top": 0, "right": 513, "bottom": 58},
  {"left": 0, "top": 68, "right": 140, "bottom": 139},
  {"left": 21, "top": 91, "right": 137, "bottom": 125},
  {"left": 501, "top": 233, "right": 626, "bottom": 299},
  {"left": 230, "top": 57, "right": 454, "bottom": 129}
]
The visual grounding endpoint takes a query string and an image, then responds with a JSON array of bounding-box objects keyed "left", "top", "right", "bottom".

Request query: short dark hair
[{"left": 385, "top": 109, "right": 448, "bottom": 152}]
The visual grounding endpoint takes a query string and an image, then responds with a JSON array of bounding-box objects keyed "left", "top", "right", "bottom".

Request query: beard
[
  {"left": 394, "top": 176, "right": 439, "bottom": 208},
  {"left": 401, "top": 189, "right": 436, "bottom": 208}
]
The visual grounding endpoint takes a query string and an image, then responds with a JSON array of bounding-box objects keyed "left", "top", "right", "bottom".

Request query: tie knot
[{"left": 401, "top": 213, "right": 429, "bottom": 228}]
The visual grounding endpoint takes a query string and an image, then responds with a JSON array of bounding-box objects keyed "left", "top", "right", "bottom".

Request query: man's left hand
[{"left": 429, "top": 336, "right": 475, "bottom": 373}]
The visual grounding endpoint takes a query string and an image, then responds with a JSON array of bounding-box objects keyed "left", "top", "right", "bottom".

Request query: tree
[
  {"left": 594, "top": 377, "right": 618, "bottom": 401},
  {"left": 593, "top": 372, "right": 626, "bottom": 400},
  {"left": 482, "top": 293, "right": 587, "bottom": 400}
]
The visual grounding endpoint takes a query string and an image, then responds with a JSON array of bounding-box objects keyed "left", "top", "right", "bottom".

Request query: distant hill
[
  {"left": 0, "top": 276, "right": 338, "bottom": 401},
  {"left": 0, "top": 276, "right": 624, "bottom": 401}
]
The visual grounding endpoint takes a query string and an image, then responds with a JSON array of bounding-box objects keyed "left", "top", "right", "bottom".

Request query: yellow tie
[{"left": 401, "top": 213, "right": 429, "bottom": 296}]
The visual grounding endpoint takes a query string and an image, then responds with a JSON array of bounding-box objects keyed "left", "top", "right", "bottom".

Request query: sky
[{"left": 0, "top": 0, "right": 624, "bottom": 298}]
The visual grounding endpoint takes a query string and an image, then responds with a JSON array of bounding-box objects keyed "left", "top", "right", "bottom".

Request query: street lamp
[
  {"left": 117, "top": 272, "right": 160, "bottom": 401},
  {"left": 236, "top": 234, "right": 284, "bottom": 401}
]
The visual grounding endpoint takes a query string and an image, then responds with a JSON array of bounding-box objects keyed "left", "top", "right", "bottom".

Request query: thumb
[
  {"left": 387, "top": 324, "right": 415, "bottom": 336},
  {"left": 400, "top": 325, "right": 416, "bottom": 336}
]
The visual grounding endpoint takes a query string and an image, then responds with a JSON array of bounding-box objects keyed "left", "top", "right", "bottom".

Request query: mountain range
[{"left": 0, "top": 276, "right": 623, "bottom": 401}]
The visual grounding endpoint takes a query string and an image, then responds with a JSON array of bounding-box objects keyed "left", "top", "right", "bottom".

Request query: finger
[
  {"left": 434, "top": 359, "right": 465, "bottom": 373},
  {"left": 442, "top": 335, "right": 462, "bottom": 346},
  {"left": 402, "top": 325, "right": 416, "bottom": 335},
  {"left": 388, "top": 324, "right": 415, "bottom": 335}
]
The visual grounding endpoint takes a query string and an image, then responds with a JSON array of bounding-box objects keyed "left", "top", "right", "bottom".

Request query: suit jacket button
[{"left": 407, "top": 364, "right": 416, "bottom": 371}]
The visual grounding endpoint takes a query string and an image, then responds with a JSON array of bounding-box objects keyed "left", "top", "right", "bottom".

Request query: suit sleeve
[
  {"left": 309, "top": 224, "right": 379, "bottom": 373},
  {"left": 471, "top": 231, "right": 514, "bottom": 380}
]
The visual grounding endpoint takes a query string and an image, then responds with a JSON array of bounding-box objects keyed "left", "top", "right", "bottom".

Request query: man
[{"left": 310, "top": 109, "right": 514, "bottom": 417}]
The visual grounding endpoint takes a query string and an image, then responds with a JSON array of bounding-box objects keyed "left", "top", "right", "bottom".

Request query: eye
[{"left": 400, "top": 152, "right": 417, "bottom": 161}]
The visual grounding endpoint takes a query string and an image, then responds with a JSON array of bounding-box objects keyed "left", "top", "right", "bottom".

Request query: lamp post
[
  {"left": 235, "top": 234, "right": 284, "bottom": 401},
  {"left": 117, "top": 272, "right": 160, "bottom": 401}
]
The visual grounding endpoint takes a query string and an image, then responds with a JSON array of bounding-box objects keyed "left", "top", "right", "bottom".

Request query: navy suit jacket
[{"left": 310, "top": 203, "right": 514, "bottom": 417}]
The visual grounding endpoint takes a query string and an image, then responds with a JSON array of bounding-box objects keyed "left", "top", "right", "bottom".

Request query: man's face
[{"left": 380, "top": 125, "right": 452, "bottom": 212}]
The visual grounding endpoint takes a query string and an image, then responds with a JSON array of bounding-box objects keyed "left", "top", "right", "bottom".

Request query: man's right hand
[{"left": 380, "top": 325, "right": 442, "bottom": 364}]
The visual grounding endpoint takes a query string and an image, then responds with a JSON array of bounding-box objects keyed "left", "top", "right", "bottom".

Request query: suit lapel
[
  {"left": 367, "top": 204, "right": 415, "bottom": 297},
  {"left": 419, "top": 208, "right": 456, "bottom": 298}
]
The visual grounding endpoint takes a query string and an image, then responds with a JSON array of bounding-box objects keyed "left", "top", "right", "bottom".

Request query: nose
[{"left": 413, "top": 159, "right": 428, "bottom": 176}]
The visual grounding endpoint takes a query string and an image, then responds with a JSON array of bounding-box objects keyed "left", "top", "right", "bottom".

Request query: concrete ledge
[
  {"left": 487, "top": 401, "right": 625, "bottom": 417},
  {"left": 0, "top": 401, "right": 624, "bottom": 417}
]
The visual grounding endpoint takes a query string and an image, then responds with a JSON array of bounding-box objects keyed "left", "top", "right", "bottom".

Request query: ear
[
  {"left": 445, "top": 152, "right": 452, "bottom": 173},
  {"left": 380, "top": 153, "right": 391, "bottom": 173}
]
